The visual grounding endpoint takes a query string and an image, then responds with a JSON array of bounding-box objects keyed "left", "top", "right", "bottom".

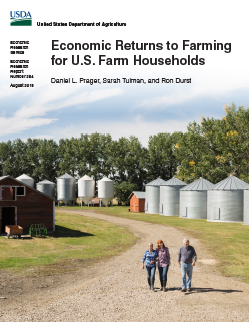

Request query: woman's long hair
[{"left": 157, "top": 239, "right": 165, "bottom": 250}]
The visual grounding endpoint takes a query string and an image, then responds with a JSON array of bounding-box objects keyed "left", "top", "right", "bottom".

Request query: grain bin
[
  {"left": 57, "top": 173, "right": 76, "bottom": 206},
  {"left": 244, "top": 189, "right": 249, "bottom": 225},
  {"left": 145, "top": 177, "right": 167, "bottom": 214},
  {"left": 36, "top": 179, "right": 55, "bottom": 198},
  {"left": 98, "top": 177, "right": 114, "bottom": 206},
  {"left": 16, "top": 174, "right": 34, "bottom": 188},
  {"left": 160, "top": 177, "right": 187, "bottom": 216},
  {"left": 179, "top": 178, "right": 214, "bottom": 219},
  {"left": 207, "top": 175, "right": 249, "bottom": 223},
  {"left": 78, "top": 175, "right": 95, "bottom": 206}
]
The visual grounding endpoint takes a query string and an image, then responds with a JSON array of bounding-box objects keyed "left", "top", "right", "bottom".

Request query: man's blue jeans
[{"left": 180, "top": 262, "right": 193, "bottom": 289}]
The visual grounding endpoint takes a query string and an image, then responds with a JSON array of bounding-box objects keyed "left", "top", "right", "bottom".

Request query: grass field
[
  {"left": 0, "top": 212, "right": 137, "bottom": 275},
  {"left": 70, "top": 205, "right": 249, "bottom": 284}
]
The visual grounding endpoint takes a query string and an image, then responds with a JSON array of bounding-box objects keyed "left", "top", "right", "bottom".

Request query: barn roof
[
  {"left": 180, "top": 177, "right": 214, "bottom": 191},
  {"left": 146, "top": 177, "right": 167, "bottom": 186},
  {"left": 0, "top": 175, "right": 55, "bottom": 200},
  {"left": 211, "top": 175, "right": 249, "bottom": 190},
  {"left": 163, "top": 177, "right": 187, "bottom": 186},
  {"left": 128, "top": 191, "right": 145, "bottom": 199}
]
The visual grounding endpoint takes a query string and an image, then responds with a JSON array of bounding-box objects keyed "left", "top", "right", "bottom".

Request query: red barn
[
  {"left": 0, "top": 176, "right": 55, "bottom": 234},
  {"left": 128, "top": 191, "right": 145, "bottom": 213}
]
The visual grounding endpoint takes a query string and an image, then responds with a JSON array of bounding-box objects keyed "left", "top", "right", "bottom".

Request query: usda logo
[{"left": 10, "top": 11, "right": 32, "bottom": 26}]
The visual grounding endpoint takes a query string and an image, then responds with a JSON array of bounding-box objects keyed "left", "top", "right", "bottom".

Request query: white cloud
[
  {"left": 45, "top": 115, "right": 190, "bottom": 147},
  {"left": 0, "top": 87, "right": 124, "bottom": 136}
]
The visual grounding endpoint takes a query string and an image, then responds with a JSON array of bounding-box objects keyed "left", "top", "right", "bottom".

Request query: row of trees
[{"left": 1, "top": 104, "right": 248, "bottom": 203}]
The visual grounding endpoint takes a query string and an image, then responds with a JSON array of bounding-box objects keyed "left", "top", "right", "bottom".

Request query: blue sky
[{"left": 1, "top": 0, "right": 249, "bottom": 147}]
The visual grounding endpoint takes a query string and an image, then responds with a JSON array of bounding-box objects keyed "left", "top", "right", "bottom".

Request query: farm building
[
  {"left": 145, "top": 177, "right": 167, "bottom": 214},
  {"left": 128, "top": 191, "right": 145, "bottom": 212},
  {"left": 207, "top": 175, "right": 249, "bottom": 223},
  {"left": 0, "top": 176, "right": 55, "bottom": 234},
  {"left": 179, "top": 177, "right": 214, "bottom": 219},
  {"left": 159, "top": 177, "right": 187, "bottom": 216}
]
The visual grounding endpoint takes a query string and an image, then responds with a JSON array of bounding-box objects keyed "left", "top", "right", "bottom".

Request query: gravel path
[{"left": 1, "top": 209, "right": 249, "bottom": 321}]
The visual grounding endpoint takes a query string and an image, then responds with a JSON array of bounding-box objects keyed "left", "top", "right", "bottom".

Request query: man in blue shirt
[{"left": 178, "top": 238, "right": 197, "bottom": 292}]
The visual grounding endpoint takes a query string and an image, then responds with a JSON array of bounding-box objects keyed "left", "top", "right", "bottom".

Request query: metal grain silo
[
  {"left": 179, "top": 178, "right": 214, "bottom": 219},
  {"left": 207, "top": 175, "right": 249, "bottom": 223},
  {"left": 160, "top": 177, "right": 187, "bottom": 216},
  {"left": 145, "top": 178, "right": 167, "bottom": 214},
  {"left": 36, "top": 179, "right": 55, "bottom": 198},
  {"left": 16, "top": 174, "right": 34, "bottom": 188},
  {"left": 78, "top": 175, "right": 95, "bottom": 206},
  {"left": 98, "top": 177, "right": 114, "bottom": 206},
  {"left": 243, "top": 189, "right": 249, "bottom": 225},
  {"left": 57, "top": 173, "right": 76, "bottom": 206}
]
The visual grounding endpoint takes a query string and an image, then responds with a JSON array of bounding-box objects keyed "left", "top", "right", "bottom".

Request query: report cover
[{"left": 1, "top": 1, "right": 248, "bottom": 146}]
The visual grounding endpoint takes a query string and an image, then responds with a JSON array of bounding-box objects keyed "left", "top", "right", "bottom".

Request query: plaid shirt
[
  {"left": 157, "top": 247, "right": 170, "bottom": 267},
  {"left": 142, "top": 249, "right": 158, "bottom": 267}
]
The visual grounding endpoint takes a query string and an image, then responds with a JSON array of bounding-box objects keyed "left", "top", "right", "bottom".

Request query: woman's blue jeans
[
  {"left": 158, "top": 265, "right": 169, "bottom": 282},
  {"left": 146, "top": 266, "right": 156, "bottom": 280}
]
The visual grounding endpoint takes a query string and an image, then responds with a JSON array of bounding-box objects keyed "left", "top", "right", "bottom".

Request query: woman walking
[
  {"left": 142, "top": 243, "right": 158, "bottom": 291},
  {"left": 157, "top": 239, "right": 171, "bottom": 291}
]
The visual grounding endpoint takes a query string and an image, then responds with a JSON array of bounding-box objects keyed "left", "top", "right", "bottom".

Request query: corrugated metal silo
[
  {"left": 16, "top": 174, "right": 35, "bottom": 188},
  {"left": 145, "top": 177, "right": 167, "bottom": 214},
  {"left": 98, "top": 177, "right": 114, "bottom": 206},
  {"left": 57, "top": 173, "right": 76, "bottom": 206},
  {"left": 160, "top": 177, "right": 187, "bottom": 216},
  {"left": 179, "top": 178, "right": 214, "bottom": 219},
  {"left": 78, "top": 175, "right": 95, "bottom": 206},
  {"left": 36, "top": 179, "right": 55, "bottom": 198},
  {"left": 243, "top": 189, "right": 249, "bottom": 225},
  {"left": 207, "top": 175, "right": 249, "bottom": 222}
]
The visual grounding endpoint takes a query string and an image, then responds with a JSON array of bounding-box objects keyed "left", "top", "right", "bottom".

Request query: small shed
[
  {"left": 0, "top": 176, "right": 55, "bottom": 234},
  {"left": 128, "top": 191, "right": 145, "bottom": 212}
]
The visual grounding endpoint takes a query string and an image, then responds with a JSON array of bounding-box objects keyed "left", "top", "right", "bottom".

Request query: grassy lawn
[
  {"left": 70, "top": 205, "right": 249, "bottom": 284},
  {"left": 0, "top": 211, "right": 137, "bottom": 275}
]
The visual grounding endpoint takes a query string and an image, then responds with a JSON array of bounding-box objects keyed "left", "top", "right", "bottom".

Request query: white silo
[
  {"left": 145, "top": 177, "right": 167, "bottom": 214},
  {"left": 16, "top": 174, "right": 35, "bottom": 188},
  {"left": 57, "top": 173, "right": 76, "bottom": 206},
  {"left": 179, "top": 178, "right": 214, "bottom": 219},
  {"left": 98, "top": 177, "right": 114, "bottom": 206},
  {"left": 36, "top": 179, "right": 55, "bottom": 199},
  {"left": 160, "top": 177, "right": 187, "bottom": 216},
  {"left": 78, "top": 175, "right": 95, "bottom": 206},
  {"left": 243, "top": 189, "right": 249, "bottom": 225},
  {"left": 207, "top": 175, "right": 249, "bottom": 223}
]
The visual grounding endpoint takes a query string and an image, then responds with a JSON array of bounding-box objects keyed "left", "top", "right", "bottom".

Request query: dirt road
[{"left": 1, "top": 209, "right": 249, "bottom": 321}]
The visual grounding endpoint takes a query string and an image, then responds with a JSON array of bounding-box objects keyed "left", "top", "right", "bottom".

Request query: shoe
[
  {"left": 163, "top": 281, "right": 167, "bottom": 292},
  {"left": 187, "top": 288, "right": 191, "bottom": 292},
  {"left": 181, "top": 289, "right": 186, "bottom": 292}
]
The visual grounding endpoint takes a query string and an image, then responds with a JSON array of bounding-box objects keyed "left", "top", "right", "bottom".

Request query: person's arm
[
  {"left": 178, "top": 248, "right": 181, "bottom": 267},
  {"left": 192, "top": 247, "right": 197, "bottom": 267},
  {"left": 142, "top": 251, "right": 147, "bottom": 269},
  {"left": 167, "top": 248, "right": 171, "bottom": 266},
  {"left": 150, "top": 250, "right": 158, "bottom": 265}
]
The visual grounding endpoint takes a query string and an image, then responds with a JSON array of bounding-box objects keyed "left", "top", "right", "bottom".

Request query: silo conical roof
[
  {"left": 16, "top": 174, "right": 33, "bottom": 180},
  {"left": 57, "top": 173, "right": 74, "bottom": 179},
  {"left": 163, "top": 177, "right": 187, "bottom": 186},
  {"left": 99, "top": 177, "right": 112, "bottom": 182},
  {"left": 146, "top": 177, "right": 167, "bottom": 186},
  {"left": 79, "top": 175, "right": 93, "bottom": 181},
  {"left": 180, "top": 178, "right": 214, "bottom": 191},
  {"left": 37, "top": 179, "right": 54, "bottom": 184},
  {"left": 211, "top": 175, "right": 249, "bottom": 190}
]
